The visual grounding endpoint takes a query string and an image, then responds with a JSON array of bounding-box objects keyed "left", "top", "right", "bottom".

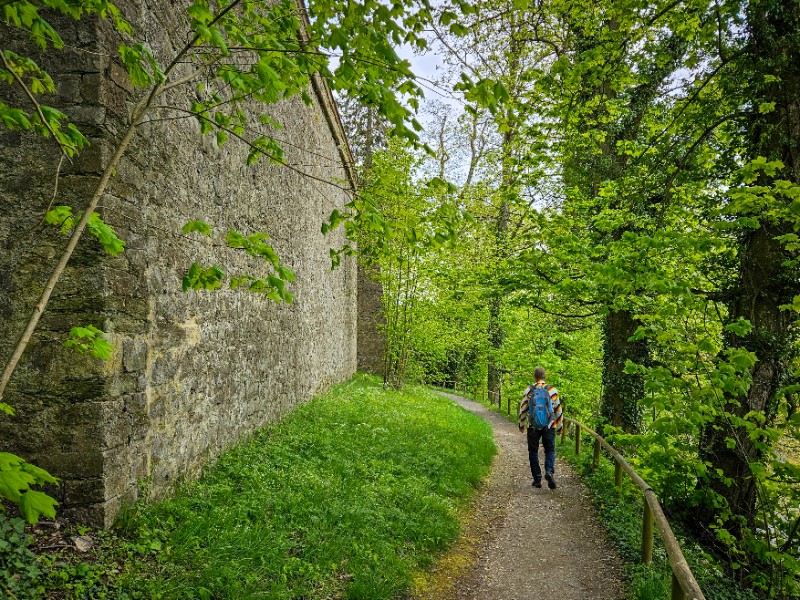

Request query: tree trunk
[
  {"left": 487, "top": 131, "right": 513, "bottom": 401},
  {"left": 564, "top": 24, "right": 687, "bottom": 435},
  {"left": 601, "top": 310, "right": 646, "bottom": 432},
  {"left": 701, "top": 226, "right": 793, "bottom": 525},
  {"left": 700, "top": 0, "right": 800, "bottom": 527},
  {"left": 486, "top": 12, "right": 520, "bottom": 401}
]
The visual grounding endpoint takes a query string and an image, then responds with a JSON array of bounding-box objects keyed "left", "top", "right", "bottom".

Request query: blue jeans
[{"left": 527, "top": 427, "right": 556, "bottom": 481}]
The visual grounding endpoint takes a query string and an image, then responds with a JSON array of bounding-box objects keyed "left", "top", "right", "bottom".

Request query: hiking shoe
[
  {"left": 545, "top": 473, "right": 557, "bottom": 489},
  {"left": 532, "top": 479, "right": 542, "bottom": 488}
]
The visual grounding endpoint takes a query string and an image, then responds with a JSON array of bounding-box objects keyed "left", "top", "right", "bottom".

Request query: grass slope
[{"left": 83, "top": 374, "right": 496, "bottom": 599}]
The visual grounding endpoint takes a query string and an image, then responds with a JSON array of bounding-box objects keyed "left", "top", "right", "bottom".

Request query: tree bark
[
  {"left": 564, "top": 25, "right": 686, "bottom": 434},
  {"left": 700, "top": 0, "right": 800, "bottom": 527},
  {"left": 601, "top": 310, "right": 646, "bottom": 432},
  {"left": 486, "top": 12, "right": 520, "bottom": 401}
]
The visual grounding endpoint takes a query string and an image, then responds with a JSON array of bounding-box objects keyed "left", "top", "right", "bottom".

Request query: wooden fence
[{"left": 562, "top": 418, "right": 706, "bottom": 600}]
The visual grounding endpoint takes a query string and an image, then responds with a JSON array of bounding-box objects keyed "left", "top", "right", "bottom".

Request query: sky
[{"left": 403, "top": 43, "right": 465, "bottom": 105}]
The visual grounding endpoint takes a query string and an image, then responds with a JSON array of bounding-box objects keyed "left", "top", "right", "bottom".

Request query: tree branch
[
  {"left": 0, "top": 51, "right": 75, "bottom": 158},
  {"left": 159, "top": 105, "right": 353, "bottom": 192},
  {"left": 0, "top": 1, "right": 249, "bottom": 403}
]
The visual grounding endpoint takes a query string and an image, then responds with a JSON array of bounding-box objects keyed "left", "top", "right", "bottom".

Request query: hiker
[{"left": 518, "top": 366, "right": 563, "bottom": 489}]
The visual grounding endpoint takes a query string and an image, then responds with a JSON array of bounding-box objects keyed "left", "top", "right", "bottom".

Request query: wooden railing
[{"left": 562, "top": 418, "right": 706, "bottom": 600}]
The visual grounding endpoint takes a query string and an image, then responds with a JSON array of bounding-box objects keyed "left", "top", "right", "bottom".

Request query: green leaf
[
  {"left": 724, "top": 318, "right": 753, "bottom": 337},
  {"left": 87, "top": 213, "right": 125, "bottom": 255},
  {"left": 182, "top": 262, "right": 225, "bottom": 291},
  {"left": 0, "top": 466, "right": 34, "bottom": 503},
  {"left": 623, "top": 359, "right": 645, "bottom": 375},
  {"left": 727, "top": 348, "right": 758, "bottom": 371},
  {"left": 0, "top": 452, "right": 23, "bottom": 471},
  {"left": 225, "top": 230, "right": 246, "bottom": 248},
  {"left": 209, "top": 27, "right": 228, "bottom": 55},
  {"left": 64, "top": 325, "right": 113, "bottom": 360},
  {"left": 329, "top": 28, "right": 348, "bottom": 50},
  {"left": 230, "top": 275, "right": 252, "bottom": 290},
  {"left": 19, "top": 490, "right": 59, "bottom": 524},
  {"left": 187, "top": 3, "right": 214, "bottom": 24},
  {"left": 119, "top": 43, "right": 154, "bottom": 88},
  {"left": 449, "top": 23, "right": 469, "bottom": 36},
  {"left": 276, "top": 265, "right": 296, "bottom": 282},
  {"left": 439, "top": 10, "right": 458, "bottom": 25},
  {"left": 44, "top": 205, "right": 75, "bottom": 232},
  {"left": 22, "top": 462, "right": 58, "bottom": 485},
  {"left": 697, "top": 337, "right": 716, "bottom": 353},
  {"left": 0, "top": 103, "right": 33, "bottom": 130},
  {"left": 182, "top": 220, "right": 213, "bottom": 236}
]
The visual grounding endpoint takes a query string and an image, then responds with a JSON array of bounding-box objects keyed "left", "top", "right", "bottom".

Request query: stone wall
[
  {"left": 0, "top": 2, "right": 357, "bottom": 526},
  {"left": 356, "top": 263, "right": 386, "bottom": 376}
]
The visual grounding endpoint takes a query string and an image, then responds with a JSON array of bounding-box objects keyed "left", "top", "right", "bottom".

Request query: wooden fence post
[
  {"left": 561, "top": 422, "right": 567, "bottom": 444},
  {"left": 575, "top": 425, "right": 582, "bottom": 455},
  {"left": 641, "top": 499, "right": 654, "bottom": 564},
  {"left": 671, "top": 572, "right": 687, "bottom": 600},
  {"left": 592, "top": 438, "right": 601, "bottom": 470}
]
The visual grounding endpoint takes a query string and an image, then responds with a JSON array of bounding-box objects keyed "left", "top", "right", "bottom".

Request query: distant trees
[{"left": 334, "top": 0, "right": 800, "bottom": 595}]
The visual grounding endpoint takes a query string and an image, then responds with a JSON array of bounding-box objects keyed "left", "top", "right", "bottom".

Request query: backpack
[{"left": 529, "top": 384, "right": 554, "bottom": 430}]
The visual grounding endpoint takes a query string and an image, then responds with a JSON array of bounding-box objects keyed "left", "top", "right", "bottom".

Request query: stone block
[
  {"left": 122, "top": 338, "right": 148, "bottom": 373},
  {"left": 66, "top": 139, "right": 107, "bottom": 174},
  {"left": 63, "top": 477, "right": 105, "bottom": 506},
  {"left": 80, "top": 73, "right": 104, "bottom": 103},
  {"left": 150, "top": 355, "right": 178, "bottom": 386},
  {"left": 58, "top": 75, "right": 82, "bottom": 103},
  {"left": 107, "top": 296, "right": 150, "bottom": 322},
  {"left": 59, "top": 401, "right": 103, "bottom": 427},
  {"left": 107, "top": 374, "right": 139, "bottom": 398},
  {"left": 102, "top": 487, "right": 138, "bottom": 526},
  {"left": 103, "top": 445, "right": 137, "bottom": 496},
  {"left": 65, "top": 106, "right": 108, "bottom": 137},
  {"left": 103, "top": 81, "right": 130, "bottom": 118},
  {"left": 62, "top": 503, "right": 107, "bottom": 528},
  {"left": 0, "top": 131, "right": 22, "bottom": 148},
  {"left": 149, "top": 396, "right": 166, "bottom": 421},
  {"left": 110, "top": 311, "right": 151, "bottom": 335},
  {"left": 108, "top": 62, "right": 134, "bottom": 94},
  {"left": 35, "top": 452, "right": 104, "bottom": 478}
]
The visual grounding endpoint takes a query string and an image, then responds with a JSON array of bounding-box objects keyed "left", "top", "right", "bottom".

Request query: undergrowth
[
  {"left": 560, "top": 438, "right": 764, "bottom": 600},
  {"left": 1, "top": 374, "right": 495, "bottom": 599}
]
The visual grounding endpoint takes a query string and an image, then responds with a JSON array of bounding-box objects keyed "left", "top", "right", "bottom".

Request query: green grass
[{"left": 40, "top": 373, "right": 495, "bottom": 599}]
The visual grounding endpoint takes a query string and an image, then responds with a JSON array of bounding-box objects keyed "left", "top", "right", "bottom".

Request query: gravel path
[{"left": 412, "top": 393, "right": 628, "bottom": 600}]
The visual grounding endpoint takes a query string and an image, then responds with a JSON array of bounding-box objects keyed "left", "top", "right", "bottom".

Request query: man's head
[{"left": 534, "top": 366, "right": 546, "bottom": 381}]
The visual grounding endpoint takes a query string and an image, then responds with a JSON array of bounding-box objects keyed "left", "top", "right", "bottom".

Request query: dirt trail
[{"left": 412, "top": 392, "right": 628, "bottom": 600}]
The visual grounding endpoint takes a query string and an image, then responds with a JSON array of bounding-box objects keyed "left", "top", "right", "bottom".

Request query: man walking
[{"left": 518, "top": 366, "right": 563, "bottom": 489}]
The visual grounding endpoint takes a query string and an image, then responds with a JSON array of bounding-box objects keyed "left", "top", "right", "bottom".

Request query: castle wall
[{"left": 0, "top": 1, "right": 357, "bottom": 525}]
